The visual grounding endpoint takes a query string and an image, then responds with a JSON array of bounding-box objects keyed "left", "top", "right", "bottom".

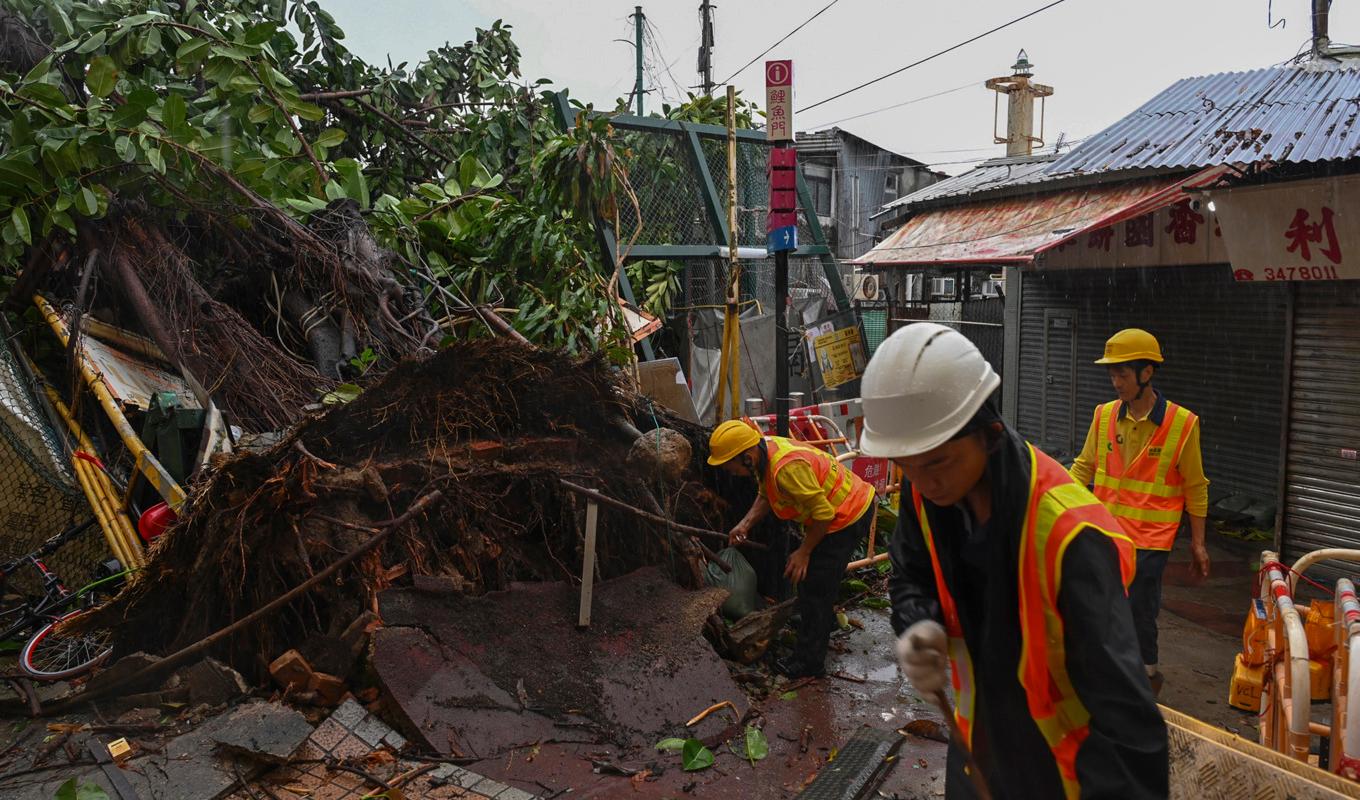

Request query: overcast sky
[{"left": 318, "top": 0, "right": 1360, "bottom": 175}]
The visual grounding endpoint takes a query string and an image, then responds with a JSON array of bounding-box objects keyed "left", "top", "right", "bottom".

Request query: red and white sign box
[
  {"left": 765, "top": 60, "right": 793, "bottom": 142},
  {"left": 1215, "top": 175, "right": 1360, "bottom": 282}
]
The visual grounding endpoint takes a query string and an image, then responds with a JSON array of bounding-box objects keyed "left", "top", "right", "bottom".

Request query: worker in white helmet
[{"left": 859, "top": 323, "right": 1166, "bottom": 800}]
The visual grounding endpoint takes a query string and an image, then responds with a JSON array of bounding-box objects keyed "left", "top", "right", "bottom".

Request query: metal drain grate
[{"left": 796, "top": 725, "right": 905, "bottom": 800}]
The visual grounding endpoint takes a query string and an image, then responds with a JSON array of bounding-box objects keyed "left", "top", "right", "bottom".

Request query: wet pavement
[{"left": 462, "top": 606, "right": 950, "bottom": 800}]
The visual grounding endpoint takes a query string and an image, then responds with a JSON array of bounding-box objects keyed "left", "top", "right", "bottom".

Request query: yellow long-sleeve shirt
[
  {"left": 1069, "top": 391, "right": 1210, "bottom": 517},
  {"left": 769, "top": 457, "right": 874, "bottom": 530}
]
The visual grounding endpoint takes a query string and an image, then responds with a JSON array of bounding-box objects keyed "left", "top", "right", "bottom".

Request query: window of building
[
  {"left": 806, "top": 175, "right": 832, "bottom": 217},
  {"left": 885, "top": 172, "right": 900, "bottom": 202}
]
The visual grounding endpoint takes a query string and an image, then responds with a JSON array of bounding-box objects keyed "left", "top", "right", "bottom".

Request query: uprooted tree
[{"left": 0, "top": 0, "right": 660, "bottom": 430}]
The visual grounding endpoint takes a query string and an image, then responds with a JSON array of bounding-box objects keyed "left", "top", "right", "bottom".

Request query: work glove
[{"left": 896, "top": 620, "right": 948, "bottom": 694}]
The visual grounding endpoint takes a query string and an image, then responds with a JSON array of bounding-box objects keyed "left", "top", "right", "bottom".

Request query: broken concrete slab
[
  {"left": 5, "top": 701, "right": 312, "bottom": 800},
  {"left": 180, "top": 657, "right": 250, "bottom": 707},
  {"left": 375, "top": 567, "right": 743, "bottom": 756},
  {"left": 82, "top": 651, "right": 163, "bottom": 696},
  {"left": 205, "top": 701, "right": 314, "bottom": 764}
]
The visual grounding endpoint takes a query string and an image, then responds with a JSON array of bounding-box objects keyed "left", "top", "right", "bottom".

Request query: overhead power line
[
  {"left": 720, "top": 0, "right": 845, "bottom": 85},
  {"left": 803, "top": 78, "right": 986, "bottom": 129},
  {"left": 798, "top": 0, "right": 1072, "bottom": 114}
]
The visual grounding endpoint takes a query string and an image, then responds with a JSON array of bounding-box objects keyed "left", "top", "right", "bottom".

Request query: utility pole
[
  {"left": 632, "top": 6, "right": 645, "bottom": 115},
  {"left": 698, "top": 1, "right": 715, "bottom": 96}
]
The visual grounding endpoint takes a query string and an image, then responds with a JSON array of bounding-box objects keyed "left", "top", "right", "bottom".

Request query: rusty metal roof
[
  {"left": 1048, "top": 63, "right": 1360, "bottom": 175},
  {"left": 855, "top": 168, "right": 1227, "bottom": 267}
]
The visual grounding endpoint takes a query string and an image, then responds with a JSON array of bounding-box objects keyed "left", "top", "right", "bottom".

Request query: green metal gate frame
[{"left": 550, "top": 92, "right": 849, "bottom": 361}]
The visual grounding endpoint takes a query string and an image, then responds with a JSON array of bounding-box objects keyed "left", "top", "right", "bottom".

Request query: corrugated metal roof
[
  {"left": 874, "top": 63, "right": 1360, "bottom": 215},
  {"left": 855, "top": 168, "right": 1226, "bottom": 267},
  {"left": 1048, "top": 63, "right": 1360, "bottom": 175},
  {"left": 874, "top": 153, "right": 1057, "bottom": 217}
]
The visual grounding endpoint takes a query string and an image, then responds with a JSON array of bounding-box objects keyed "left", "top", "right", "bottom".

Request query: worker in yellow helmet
[
  {"left": 1071, "top": 328, "right": 1211, "bottom": 698},
  {"left": 707, "top": 418, "right": 875, "bottom": 678}
]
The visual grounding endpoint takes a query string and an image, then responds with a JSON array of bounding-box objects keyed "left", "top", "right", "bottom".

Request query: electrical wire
[
  {"left": 798, "top": 0, "right": 1072, "bottom": 114},
  {"left": 720, "top": 0, "right": 846, "bottom": 85},
  {"left": 802, "top": 78, "right": 987, "bottom": 129}
]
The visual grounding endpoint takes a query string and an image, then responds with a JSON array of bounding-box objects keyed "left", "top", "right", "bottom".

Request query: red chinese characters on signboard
[
  {"left": 1284, "top": 206, "right": 1342, "bottom": 264},
  {"left": 1124, "top": 213, "right": 1154, "bottom": 248},
  {"left": 1164, "top": 200, "right": 1204, "bottom": 245}
]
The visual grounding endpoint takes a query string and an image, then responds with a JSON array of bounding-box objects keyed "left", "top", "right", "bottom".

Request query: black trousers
[
  {"left": 1128, "top": 548, "right": 1171, "bottom": 666},
  {"left": 792, "top": 509, "right": 871, "bottom": 671}
]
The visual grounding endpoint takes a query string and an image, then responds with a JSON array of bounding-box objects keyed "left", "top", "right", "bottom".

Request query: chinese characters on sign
[
  {"left": 1213, "top": 176, "right": 1359, "bottom": 282},
  {"left": 1124, "top": 213, "right": 1154, "bottom": 248},
  {"left": 1283, "top": 206, "right": 1341, "bottom": 264},
  {"left": 812, "top": 325, "right": 867, "bottom": 389},
  {"left": 1164, "top": 200, "right": 1204, "bottom": 245},
  {"left": 765, "top": 60, "right": 793, "bottom": 142}
]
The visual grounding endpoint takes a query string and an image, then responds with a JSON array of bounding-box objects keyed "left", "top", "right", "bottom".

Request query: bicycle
[{"left": 0, "top": 519, "right": 126, "bottom": 680}]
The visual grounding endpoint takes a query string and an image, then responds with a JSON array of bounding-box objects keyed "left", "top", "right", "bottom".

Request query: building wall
[
  {"left": 1012, "top": 265, "right": 1289, "bottom": 508},
  {"left": 824, "top": 139, "right": 939, "bottom": 264}
]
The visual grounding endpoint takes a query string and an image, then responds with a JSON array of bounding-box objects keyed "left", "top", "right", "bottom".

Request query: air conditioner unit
[
  {"left": 929, "top": 277, "right": 956, "bottom": 298},
  {"left": 853, "top": 273, "right": 881, "bottom": 302}
]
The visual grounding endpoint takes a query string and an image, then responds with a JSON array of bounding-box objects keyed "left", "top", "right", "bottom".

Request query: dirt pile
[{"left": 80, "top": 339, "right": 724, "bottom": 678}]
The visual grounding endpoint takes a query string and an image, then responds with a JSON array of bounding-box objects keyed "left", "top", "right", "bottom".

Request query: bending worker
[
  {"left": 1070, "top": 328, "right": 1210, "bottom": 697},
  {"left": 859, "top": 323, "right": 1167, "bottom": 799},
  {"left": 707, "top": 419, "right": 873, "bottom": 679}
]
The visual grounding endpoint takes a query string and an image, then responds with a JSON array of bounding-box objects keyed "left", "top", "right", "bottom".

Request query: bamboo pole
[
  {"left": 35, "top": 295, "right": 186, "bottom": 512},
  {"left": 44, "top": 386, "right": 145, "bottom": 569}
]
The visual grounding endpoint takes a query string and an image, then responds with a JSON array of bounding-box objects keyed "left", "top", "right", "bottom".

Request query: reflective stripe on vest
[
  {"left": 1091, "top": 399, "right": 1197, "bottom": 551},
  {"left": 763, "top": 437, "right": 874, "bottom": 532},
  {"left": 914, "top": 444, "right": 1135, "bottom": 799}
]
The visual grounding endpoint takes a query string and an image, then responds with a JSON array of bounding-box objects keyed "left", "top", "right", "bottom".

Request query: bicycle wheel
[{"left": 19, "top": 610, "right": 112, "bottom": 681}]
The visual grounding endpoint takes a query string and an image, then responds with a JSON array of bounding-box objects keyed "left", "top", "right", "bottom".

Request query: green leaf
[
  {"left": 247, "top": 104, "right": 273, "bottom": 124},
  {"left": 681, "top": 739, "right": 714, "bottom": 772},
  {"left": 161, "top": 93, "right": 187, "bottom": 137},
  {"left": 322, "top": 383, "right": 362, "bottom": 405},
  {"left": 75, "top": 31, "right": 107, "bottom": 54},
  {"left": 861, "top": 596, "right": 891, "bottom": 609},
  {"left": 459, "top": 154, "right": 479, "bottom": 192},
  {"left": 743, "top": 726, "right": 769, "bottom": 764},
  {"left": 85, "top": 55, "right": 117, "bottom": 98},
  {"left": 842, "top": 578, "right": 869, "bottom": 595},
  {"left": 314, "top": 128, "right": 346, "bottom": 149},
  {"left": 245, "top": 22, "right": 279, "bottom": 45},
  {"left": 114, "top": 135, "right": 135, "bottom": 162},
  {"left": 76, "top": 782, "right": 110, "bottom": 800},
  {"left": 10, "top": 205, "right": 30, "bottom": 245},
  {"left": 176, "top": 38, "right": 211, "bottom": 65},
  {"left": 323, "top": 180, "right": 346, "bottom": 201},
  {"left": 139, "top": 27, "right": 163, "bottom": 56},
  {"left": 76, "top": 186, "right": 98, "bottom": 216},
  {"left": 334, "top": 159, "right": 369, "bottom": 209},
  {"left": 780, "top": 690, "right": 798, "bottom": 700},
  {"left": 145, "top": 147, "right": 165, "bottom": 174},
  {"left": 50, "top": 210, "right": 76, "bottom": 236},
  {"left": 0, "top": 155, "right": 44, "bottom": 191},
  {"left": 654, "top": 737, "right": 686, "bottom": 752}
]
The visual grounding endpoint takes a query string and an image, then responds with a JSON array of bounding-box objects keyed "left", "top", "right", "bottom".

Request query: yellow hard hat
[
  {"left": 707, "top": 419, "right": 762, "bottom": 466},
  {"left": 1095, "top": 328, "right": 1164, "bottom": 365}
]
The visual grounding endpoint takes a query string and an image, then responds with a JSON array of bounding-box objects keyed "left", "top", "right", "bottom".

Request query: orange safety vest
[
  {"left": 915, "top": 444, "right": 1136, "bottom": 799},
  {"left": 762, "top": 436, "right": 874, "bottom": 533},
  {"left": 1090, "top": 399, "right": 1198, "bottom": 551}
]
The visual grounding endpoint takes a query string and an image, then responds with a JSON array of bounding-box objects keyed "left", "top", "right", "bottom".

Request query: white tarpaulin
[{"left": 1213, "top": 175, "right": 1360, "bottom": 282}]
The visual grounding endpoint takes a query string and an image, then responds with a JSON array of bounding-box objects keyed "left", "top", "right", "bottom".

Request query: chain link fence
[{"left": 0, "top": 339, "right": 101, "bottom": 595}]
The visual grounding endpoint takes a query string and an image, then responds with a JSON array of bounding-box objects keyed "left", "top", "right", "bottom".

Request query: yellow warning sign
[{"left": 812, "top": 326, "right": 867, "bottom": 389}]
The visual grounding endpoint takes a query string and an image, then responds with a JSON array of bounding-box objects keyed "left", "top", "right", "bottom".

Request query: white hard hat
[{"left": 859, "top": 323, "right": 1000, "bottom": 458}]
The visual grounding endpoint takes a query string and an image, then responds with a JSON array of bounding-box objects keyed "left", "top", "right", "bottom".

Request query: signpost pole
[
  {"left": 766, "top": 59, "right": 796, "bottom": 437},
  {"left": 775, "top": 249, "right": 790, "bottom": 436}
]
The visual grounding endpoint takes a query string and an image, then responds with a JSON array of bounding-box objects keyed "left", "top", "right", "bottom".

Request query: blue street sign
[{"left": 767, "top": 225, "right": 798, "bottom": 253}]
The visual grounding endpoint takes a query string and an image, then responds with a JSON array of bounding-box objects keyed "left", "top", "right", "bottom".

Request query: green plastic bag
[{"left": 704, "top": 546, "right": 759, "bottom": 620}]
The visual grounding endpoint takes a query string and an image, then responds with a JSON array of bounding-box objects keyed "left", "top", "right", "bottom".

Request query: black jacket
[{"left": 888, "top": 424, "right": 1168, "bottom": 800}]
